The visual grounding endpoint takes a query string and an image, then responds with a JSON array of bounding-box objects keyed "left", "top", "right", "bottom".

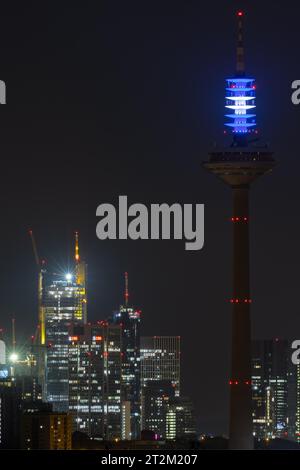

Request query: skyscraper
[
  {"left": 21, "top": 411, "right": 72, "bottom": 450},
  {"left": 68, "top": 322, "right": 122, "bottom": 440},
  {"left": 99, "top": 321, "right": 122, "bottom": 440},
  {"left": 44, "top": 234, "right": 87, "bottom": 412},
  {"left": 203, "top": 11, "right": 275, "bottom": 449},
  {"left": 140, "top": 336, "right": 180, "bottom": 394},
  {"left": 142, "top": 380, "right": 175, "bottom": 438},
  {"left": 68, "top": 324, "right": 104, "bottom": 436},
  {"left": 252, "top": 339, "right": 289, "bottom": 440},
  {"left": 109, "top": 273, "right": 141, "bottom": 439},
  {"left": 294, "top": 364, "right": 300, "bottom": 442}
]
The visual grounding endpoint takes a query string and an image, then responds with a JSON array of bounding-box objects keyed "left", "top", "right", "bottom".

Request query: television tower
[{"left": 203, "top": 11, "right": 275, "bottom": 449}]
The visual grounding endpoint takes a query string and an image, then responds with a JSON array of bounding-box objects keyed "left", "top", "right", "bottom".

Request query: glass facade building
[
  {"left": 44, "top": 271, "right": 87, "bottom": 412},
  {"left": 141, "top": 336, "right": 180, "bottom": 394},
  {"left": 110, "top": 305, "right": 141, "bottom": 439},
  {"left": 142, "top": 380, "right": 175, "bottom": 438},
  {"left": 68, "top": 322, "right": 122, "bottom": 440},
  {"left": 165, "top": 397, "right": 196, "bottom": 440},
  {"left": 252, "top": 339, "right": 289, "bottom": 440}
]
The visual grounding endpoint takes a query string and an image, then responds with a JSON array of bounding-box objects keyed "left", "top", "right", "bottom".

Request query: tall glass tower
[
  {"left": 109, "top": 273, "right": 141, "bottom": 439},
  {"left": 68, "top": 322, "right": 122, "bottom": 439},
  {"left": 44, "top": 234, "right": 87, "bottom": 412},
  {"left": 140, "top": 336, "right": 180, "bottom": 394}
]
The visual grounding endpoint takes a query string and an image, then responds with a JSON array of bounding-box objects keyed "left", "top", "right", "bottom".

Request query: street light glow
[{"left": 9, "top": 352, "right": 19, "bottom": 363}]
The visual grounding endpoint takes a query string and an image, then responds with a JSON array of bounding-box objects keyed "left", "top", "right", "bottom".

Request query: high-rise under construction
[{"left": 43, "top": 233, "right": 87, "bottom": 412}]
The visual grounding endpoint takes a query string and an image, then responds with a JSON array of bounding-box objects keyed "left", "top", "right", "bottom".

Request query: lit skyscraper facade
[
  {"left": 100, "top": 321, "right": 122, "bottom": 439},
  {"left": 141, "top": 336, "right": 180, "bottom": 394},
  {"left": 68, "top": 322, "right": 122, "bottom": 439},
  {"left": 44, "top": 234, "right": 87, "bottom": 412},
  {"left": 21, "top": 411, "right": 72, "bottom": 450},
  {"left": 294, "top": 364, "right": 300, "bottom": 442},
  {"left": 68, "top": 324, "right": 103, "bottom": 436},
  {"left": 109, "top": 273, "right": 141, "bottom": 439},
  {"left": 165, "top": 397, "right": 196, "bottom": 441},
  {"left": 143, "top": 380, "right": 175, "bottom": 438},
  {"left": 252, "top": 339, "right": 289, "bottom": 440}
]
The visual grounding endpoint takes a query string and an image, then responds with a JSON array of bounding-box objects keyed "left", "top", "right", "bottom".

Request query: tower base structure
[{"left": 203, "top": 145, "right": 275, "bottom": 449}]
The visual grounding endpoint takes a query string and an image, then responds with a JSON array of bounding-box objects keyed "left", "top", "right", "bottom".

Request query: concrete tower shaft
[
  {"left": 230, "top": 185, "right": 252, "bottom": 449},
  {"left": 204, "top": 152, "right": 274, "bottom": 450}
]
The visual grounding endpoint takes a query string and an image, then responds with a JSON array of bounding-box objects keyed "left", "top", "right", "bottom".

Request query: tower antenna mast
[{"left": 236, "top": 11, "right": 245, "bottom": 76}]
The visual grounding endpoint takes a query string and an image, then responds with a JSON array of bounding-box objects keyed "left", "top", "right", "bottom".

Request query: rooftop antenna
[
  {"left": 124, "top": 271, "right": 129, "bottom": 306},
  {"left": 75, "top": 231, "right": 80, "bottom": 263}
]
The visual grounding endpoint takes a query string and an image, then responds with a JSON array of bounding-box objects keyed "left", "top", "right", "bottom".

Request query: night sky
[{"left": 0, "top": 0, "right": 300, "bottom": 435}]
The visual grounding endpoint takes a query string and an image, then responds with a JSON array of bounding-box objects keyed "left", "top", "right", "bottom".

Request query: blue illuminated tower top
[{"left": 225, "top": 11, "right": 257, "bottom": 139}]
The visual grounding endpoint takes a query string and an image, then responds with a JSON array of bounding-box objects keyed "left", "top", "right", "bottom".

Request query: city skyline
[
  {"left": 1, "top": 231, "right": 299, "bottom": 442},
  {"left": 0, "top": 233, "right": 193, "bottom": 444}
]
